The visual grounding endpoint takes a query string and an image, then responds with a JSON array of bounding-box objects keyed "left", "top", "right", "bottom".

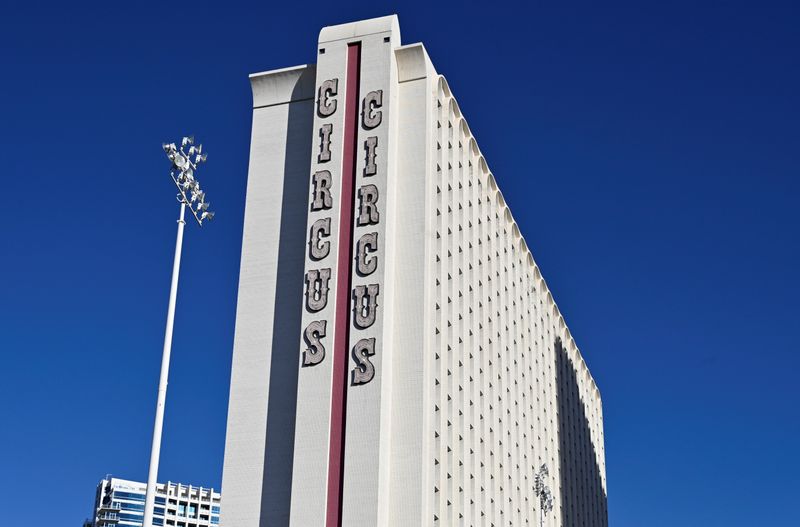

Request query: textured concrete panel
[{"left": 221, "top": 65, "right": 315, "bottom": 527}]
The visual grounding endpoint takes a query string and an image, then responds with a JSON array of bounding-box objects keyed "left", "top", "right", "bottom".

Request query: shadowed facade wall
[{"left": 556, "top": 338, "right": 608, "bottom": 526}]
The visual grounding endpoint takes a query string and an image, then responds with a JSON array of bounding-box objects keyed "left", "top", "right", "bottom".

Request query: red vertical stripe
[{"left": 326, "top": 42, "right": 361, "bottom": 527}]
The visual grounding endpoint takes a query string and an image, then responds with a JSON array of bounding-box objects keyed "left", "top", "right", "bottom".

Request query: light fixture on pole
[
  {"left": 534, "top": 463, "right": 554, "bottom": 527},
  {"left": 163, "top": 136, "right": 214, "bottom": 225},
  {"left": 142, "top": 137, "right": 215, "bottom": 527}
]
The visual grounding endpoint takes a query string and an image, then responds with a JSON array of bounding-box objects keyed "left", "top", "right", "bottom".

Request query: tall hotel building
[{"left": 221, "top": 15, "right": 607, "bottom": 527}]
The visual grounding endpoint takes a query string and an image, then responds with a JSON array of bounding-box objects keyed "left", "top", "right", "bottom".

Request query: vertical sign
[
  {"left": 291, "top": 34, "right": 349, "bottom": 527},
  {"left": 291, "top": 17, "right": 400, "bottom": 527},
  {"left": 340, "top": 24, "right": 399, "bottom": 526},
  {"left": 324, "top": 42, "right": 362, "bottom": 527}
]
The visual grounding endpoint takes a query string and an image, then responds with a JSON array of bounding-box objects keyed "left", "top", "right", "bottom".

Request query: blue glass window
[
  {"left": 119, "top": 512, "right": 144, "bottom": 522},
  {"left": 113, "top": 491, "right": 146, "bottom": 502},
  {"left": 120, "top": 502, "right": 145, "bottom": 512}
]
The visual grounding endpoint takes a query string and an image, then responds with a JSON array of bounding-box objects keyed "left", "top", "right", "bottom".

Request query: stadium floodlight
[
  {"left": 534, "top": 463, "right": 554, "bottom": 527},
  {"left": 143, "top": 137, "right": 216, "bottom": 527},
  {"left": 163, "top": 136, "right": 213, "bottom": 226}
]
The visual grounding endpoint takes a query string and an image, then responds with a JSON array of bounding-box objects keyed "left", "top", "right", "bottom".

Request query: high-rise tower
[{"left": 221, "top": 15, "right": 607, "bottom": 527}]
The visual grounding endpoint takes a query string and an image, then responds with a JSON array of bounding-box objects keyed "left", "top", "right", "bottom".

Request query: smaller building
[{"left": 88, "top": 476, "right": 221, "bottom": 527}]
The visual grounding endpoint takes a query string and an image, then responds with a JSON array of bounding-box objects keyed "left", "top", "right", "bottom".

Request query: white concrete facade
[{"left": 221, "top": 15, "right": 607, "bottom": 527}]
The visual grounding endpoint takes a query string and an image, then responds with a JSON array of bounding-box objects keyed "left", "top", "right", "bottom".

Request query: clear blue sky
[{"left": 1, "top": 1, "right": 798, "bottom": 525}]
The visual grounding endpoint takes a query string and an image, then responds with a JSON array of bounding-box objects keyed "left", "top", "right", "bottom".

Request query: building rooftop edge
[
  {"left": 101, "top": 476, "right": 221, "bottom": 494},
  {"left": 395, "top": 43, "right": 436, "bottom": 82},
  {"left": 249, "top": 64, "right": 317, "bottom": 109},
  {"left": 318, "top": 14, "right": 400, "bottom": 44}
]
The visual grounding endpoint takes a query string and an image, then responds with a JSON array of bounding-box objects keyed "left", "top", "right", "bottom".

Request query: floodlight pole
[
  {"left": 142, "top": 137, "right": 213, "bottom": 527},
  {"left": 143, "top": 201, "right": 187, "bottom": 527}
]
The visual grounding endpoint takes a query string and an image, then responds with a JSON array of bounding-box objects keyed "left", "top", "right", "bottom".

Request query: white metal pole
[{"left": 143, "top": 202, "right": 187, "bottom": 527}]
